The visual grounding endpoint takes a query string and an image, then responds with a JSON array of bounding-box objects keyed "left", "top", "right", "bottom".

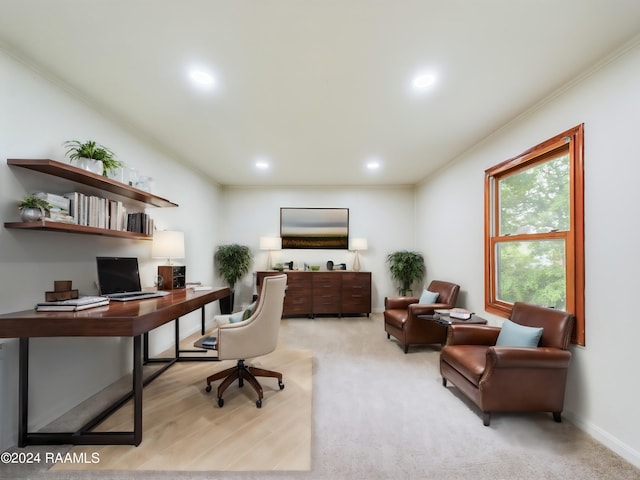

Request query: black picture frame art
[{"left": 280, "top": 207, "right": 349, "bottom": 249}]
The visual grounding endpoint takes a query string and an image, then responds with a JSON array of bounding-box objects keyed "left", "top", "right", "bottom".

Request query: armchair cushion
[
  {"left": 419, "top": 289, "right": 439, "bottom": 304},
  {"left": 495, "top": 319, "right": 543, "bottom": 347}
]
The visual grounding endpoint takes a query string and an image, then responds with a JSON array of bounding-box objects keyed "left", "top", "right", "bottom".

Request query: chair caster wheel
[
  {"left": 218, "top": 398, "right": 224, "bottom": 407},
  {"left": 256, "top": 399, "right": 262, "bottom": 408},
  {"left": 205, "top": 384, "right": 212, "bottom": 393},
  {"left": 279, "top": 381, "right": 285, "bottom": 390}
]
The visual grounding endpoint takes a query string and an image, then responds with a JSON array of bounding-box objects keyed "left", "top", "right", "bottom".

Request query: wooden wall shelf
[
  {"left": 5, "top": 158, "right": 178, "bottom": 239},
  {"left": 7, "top": 158, "right": 178, "bottom": 208},
  {"left": 3, "top": 221, "right": 152, "bottom": 240}
]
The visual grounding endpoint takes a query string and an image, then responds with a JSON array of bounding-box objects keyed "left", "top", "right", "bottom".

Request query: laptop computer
[{"left": 96, "top": 257, "right": 170, "bottom": 302}]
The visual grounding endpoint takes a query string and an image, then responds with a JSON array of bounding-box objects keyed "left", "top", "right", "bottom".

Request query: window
[{"left": 484, "top": 125, "right": 585, "bottom": 345}]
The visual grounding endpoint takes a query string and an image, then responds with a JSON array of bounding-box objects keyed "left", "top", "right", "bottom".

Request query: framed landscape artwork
[{"left": 280, "top": 207, "right": 349, "bottom": 249}]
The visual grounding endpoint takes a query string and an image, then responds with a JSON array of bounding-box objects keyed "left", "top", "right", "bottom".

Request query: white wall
[
  {"left": 416, "top": 40, "right": 640, "bottom": 467},
  {"left": 0, "top": 50, "right": 221, "bottom": 450},
  {"left": 218, "top": 186, "right": 416, "bottom": 311}
]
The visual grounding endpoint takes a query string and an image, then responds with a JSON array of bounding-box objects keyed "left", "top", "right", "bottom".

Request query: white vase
[{"left": 74, "top": 157, "right": 104, "bottom": 175}]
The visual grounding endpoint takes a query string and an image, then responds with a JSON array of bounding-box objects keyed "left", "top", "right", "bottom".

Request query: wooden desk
[{"left": 0, "top": 287, "right": 230, "bottom": 447}]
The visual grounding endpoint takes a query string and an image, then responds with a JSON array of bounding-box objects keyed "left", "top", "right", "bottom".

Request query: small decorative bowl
[{"left": 309, "top": 265, "right": 320, "bottom": 271}]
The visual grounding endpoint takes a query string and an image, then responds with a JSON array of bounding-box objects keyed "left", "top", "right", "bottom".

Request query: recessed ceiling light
[
  {"left": 188, "top": 69, "right": 215, "bottom": 88},
  {"left": 411, "top": 72, "right": 436, "bottom": 91},
  {"left": 412, "top": 73, "right": 436, "bottom": 90},
  {"left": 255, "top": 158, "right": 270, "bottom": 170},
  {"left": 366, "top": 159, "right": 381, "bottom": 170}
]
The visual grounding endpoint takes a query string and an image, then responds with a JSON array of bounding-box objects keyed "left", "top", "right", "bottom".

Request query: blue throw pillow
[
  {"left": 419, "top": 289, "right": 439, "bottom": 304},
  {"left": 496, "top": 319, "right": 543, "bottom": 347},
  {"left": 228, "top": 311, "right": 245, "bottom": 323}
]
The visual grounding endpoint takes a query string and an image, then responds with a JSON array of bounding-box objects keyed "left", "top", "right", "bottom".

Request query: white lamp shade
[
  {"left": 350, "top": 238, "right": 368, "bottom": 251},
  {"left": 260, "top": 236, "right": 282, "bottom": 250},
  {"left": 152, "top": 230, "right": 185, "bottom": 259}
]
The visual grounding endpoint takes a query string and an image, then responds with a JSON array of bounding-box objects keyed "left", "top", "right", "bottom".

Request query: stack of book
[
  {"left": 34, "top": 192, "right": 74, "bottom": 223},
  {"left": 35, "top": 296, "right": 110, "bottom": 312}
]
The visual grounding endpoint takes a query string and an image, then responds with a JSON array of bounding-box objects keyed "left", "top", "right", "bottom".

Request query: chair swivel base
[{"left": 205, "top": 359, "right": 284, "bottom": 408}]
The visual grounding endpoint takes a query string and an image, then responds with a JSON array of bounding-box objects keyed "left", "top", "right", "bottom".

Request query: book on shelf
[
  {"left": 34, "top": 192, "right": 71, "bottom": 213},
  {"left": 63, "top": 192, "right": 136, "bottom": 232},
  {"left": 35, "top": 296, "right": 110, "bottom": 312}
]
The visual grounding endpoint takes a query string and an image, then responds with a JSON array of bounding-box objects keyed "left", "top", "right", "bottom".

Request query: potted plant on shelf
[
  {"left": 64, "top": 140, "right": 122, "bottom": 177},
  {"left": 215, "top": 244, "right": 252, "bottom": 314},
  {"left": 18, "top": 195, "right": 52, "bottom": 222},
  {"left": 387, "top": 250, "right": 426, "bottom": 296}
]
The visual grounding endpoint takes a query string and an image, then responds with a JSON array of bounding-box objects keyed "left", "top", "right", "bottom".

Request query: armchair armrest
[
  {"left": 446, "top": 324, "right": 501, "bottom": 346},
  {"left": 487, "top": 347, "right": 572, "bottom": 369},
  {"left": 408, "top": 303, "right": 452, "bottom": 317},
  {"left": 385, "top": 296, "right": 419, "bottom": 310}
]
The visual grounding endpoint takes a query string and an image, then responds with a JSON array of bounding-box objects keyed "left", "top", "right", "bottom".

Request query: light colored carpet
[{"left": 2, "top": 313, "right": 639, "bottom": 480}]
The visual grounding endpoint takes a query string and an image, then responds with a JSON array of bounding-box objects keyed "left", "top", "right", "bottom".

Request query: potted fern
[
  {"left": 64, "top": 140, "right": 122, "bottom": 177},
  {"left": 18, "top": 195, "right": 51, "bottom": 222},
  {"left": 215, "top": 244, "right": 252, "bottom": 313},
  {"left": 387, "top": 250, "right": 426, "bottom": 295}
]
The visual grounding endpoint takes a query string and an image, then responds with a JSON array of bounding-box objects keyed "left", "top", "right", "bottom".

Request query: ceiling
[{"left": 2, "top": 1, "right": 640, "bottom": 187}]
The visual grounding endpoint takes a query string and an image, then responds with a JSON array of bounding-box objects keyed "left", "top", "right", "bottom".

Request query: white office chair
[{"left": 205, "top": 273, "right": 287, "bottom": 408}]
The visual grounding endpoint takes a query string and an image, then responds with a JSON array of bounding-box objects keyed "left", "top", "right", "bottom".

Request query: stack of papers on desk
[{"left": 36, "top": 296, "right": 110, "bottom": 312}]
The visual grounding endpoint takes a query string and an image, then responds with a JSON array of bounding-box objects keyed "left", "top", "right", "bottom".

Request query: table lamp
[
  {"left": 350, "top": 238, "right": 368, "bottom": 272},
  {"left": 152, "top": 230, "right": 186, "bottom": 289},
  {"left": 260, "top": 236, "right": 282, "bottom": 270}
]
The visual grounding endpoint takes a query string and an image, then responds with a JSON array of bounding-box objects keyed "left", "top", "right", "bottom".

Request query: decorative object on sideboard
[
  {"left": 18, "top": 195, "right": 51, "bottom": 222},
  {"left": 215, "top": 243, "right": 252, "bottom": 314},
  {"left": 64, "top": 139, "right": 122, "bottom": 176},
  {"left": 386, "top": 250, "right": 426, "bottom": 296},
  {"left": 152, "top": 230, "right": 186, "bottom": 290},
  {"left": 259, "top": 236, "right": 282, "bottom": 270},
  {"left": 350, "top": 237, "right": 368, "bottom": 272},
  {"left": 326, "top": 261, "right": 346, "bottom": 271}
]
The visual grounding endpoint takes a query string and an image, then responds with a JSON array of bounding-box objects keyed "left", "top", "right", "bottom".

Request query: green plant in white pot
[
  {"left": 64, "top": 140, "right": 122, "bottom": 176},
  {"left": 215, "top": 244, "right": 252, "bottom": 314},
  {"left": 18, "top": 195, "right": 51, "bottom": 222}
]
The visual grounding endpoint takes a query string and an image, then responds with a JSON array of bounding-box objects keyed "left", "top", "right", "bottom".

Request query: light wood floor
[{"left": 52, "top": 338, "right": 312, "bottom": 472}]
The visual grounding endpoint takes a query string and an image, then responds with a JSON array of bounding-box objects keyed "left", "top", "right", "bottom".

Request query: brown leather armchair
[
  {"left": 440, "top": 302, "right": 574, "bottom": 426},
  {"left": 384, "top": 280, "right": 460, "bottom": 353}
]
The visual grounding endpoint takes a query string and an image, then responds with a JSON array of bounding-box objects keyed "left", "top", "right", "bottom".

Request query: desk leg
[
  {"left": 133, "top": 335, "right": 143, "bottom": 446},
  {"left": 143, "top": 332, "right": 151, "bottom": 363},
  {"left": 173, "top": 306, "right": 216, "bottom": 359},
  {"left": 174, "top": 317, "right": 180, "bottom": 358},
  {"left": 18, "top": 338, "right": 29, "bottom": 448}
]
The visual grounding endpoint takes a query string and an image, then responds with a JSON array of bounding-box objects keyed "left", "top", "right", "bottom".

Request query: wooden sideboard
[{"left": 256, "top": 271, "right": 371, "bottom": 317}]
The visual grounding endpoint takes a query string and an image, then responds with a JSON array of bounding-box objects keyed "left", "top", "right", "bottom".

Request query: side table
[{"left": 418, "top": 313, "right": 488, "bottom": 345}]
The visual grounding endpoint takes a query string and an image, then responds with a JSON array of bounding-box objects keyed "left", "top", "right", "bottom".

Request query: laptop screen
[{"left": 96, "top": 257, "right": 142, "bottom": 295}]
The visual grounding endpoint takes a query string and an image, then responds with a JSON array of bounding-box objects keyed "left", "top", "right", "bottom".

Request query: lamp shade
[
  {"left": 152, "top": 230, "right": 185, "bottom": 260},
  {"left": 350, "top": 238, "right": 368, "bottom": 251},
  {"left": 260, "top": 236, "right": 282, "bottom": 251}
]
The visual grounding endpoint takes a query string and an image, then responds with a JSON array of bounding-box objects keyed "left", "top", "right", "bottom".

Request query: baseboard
[{"left": 565, "top": 410, "right": 640, "bottom": 469}]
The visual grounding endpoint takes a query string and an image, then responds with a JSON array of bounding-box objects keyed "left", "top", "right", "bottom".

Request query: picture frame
[{"left": 280, "top": 207, "right": 349, "bottom": 249}]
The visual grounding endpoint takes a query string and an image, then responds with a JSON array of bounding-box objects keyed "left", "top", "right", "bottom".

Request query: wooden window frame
[{"left": 484, "top": 125, "right": 585, "bottom": 345}]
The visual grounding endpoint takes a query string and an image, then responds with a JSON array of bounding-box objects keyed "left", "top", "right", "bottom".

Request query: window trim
[{"left": 484, "top": 124, "right": 585, "bottom": 345}]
